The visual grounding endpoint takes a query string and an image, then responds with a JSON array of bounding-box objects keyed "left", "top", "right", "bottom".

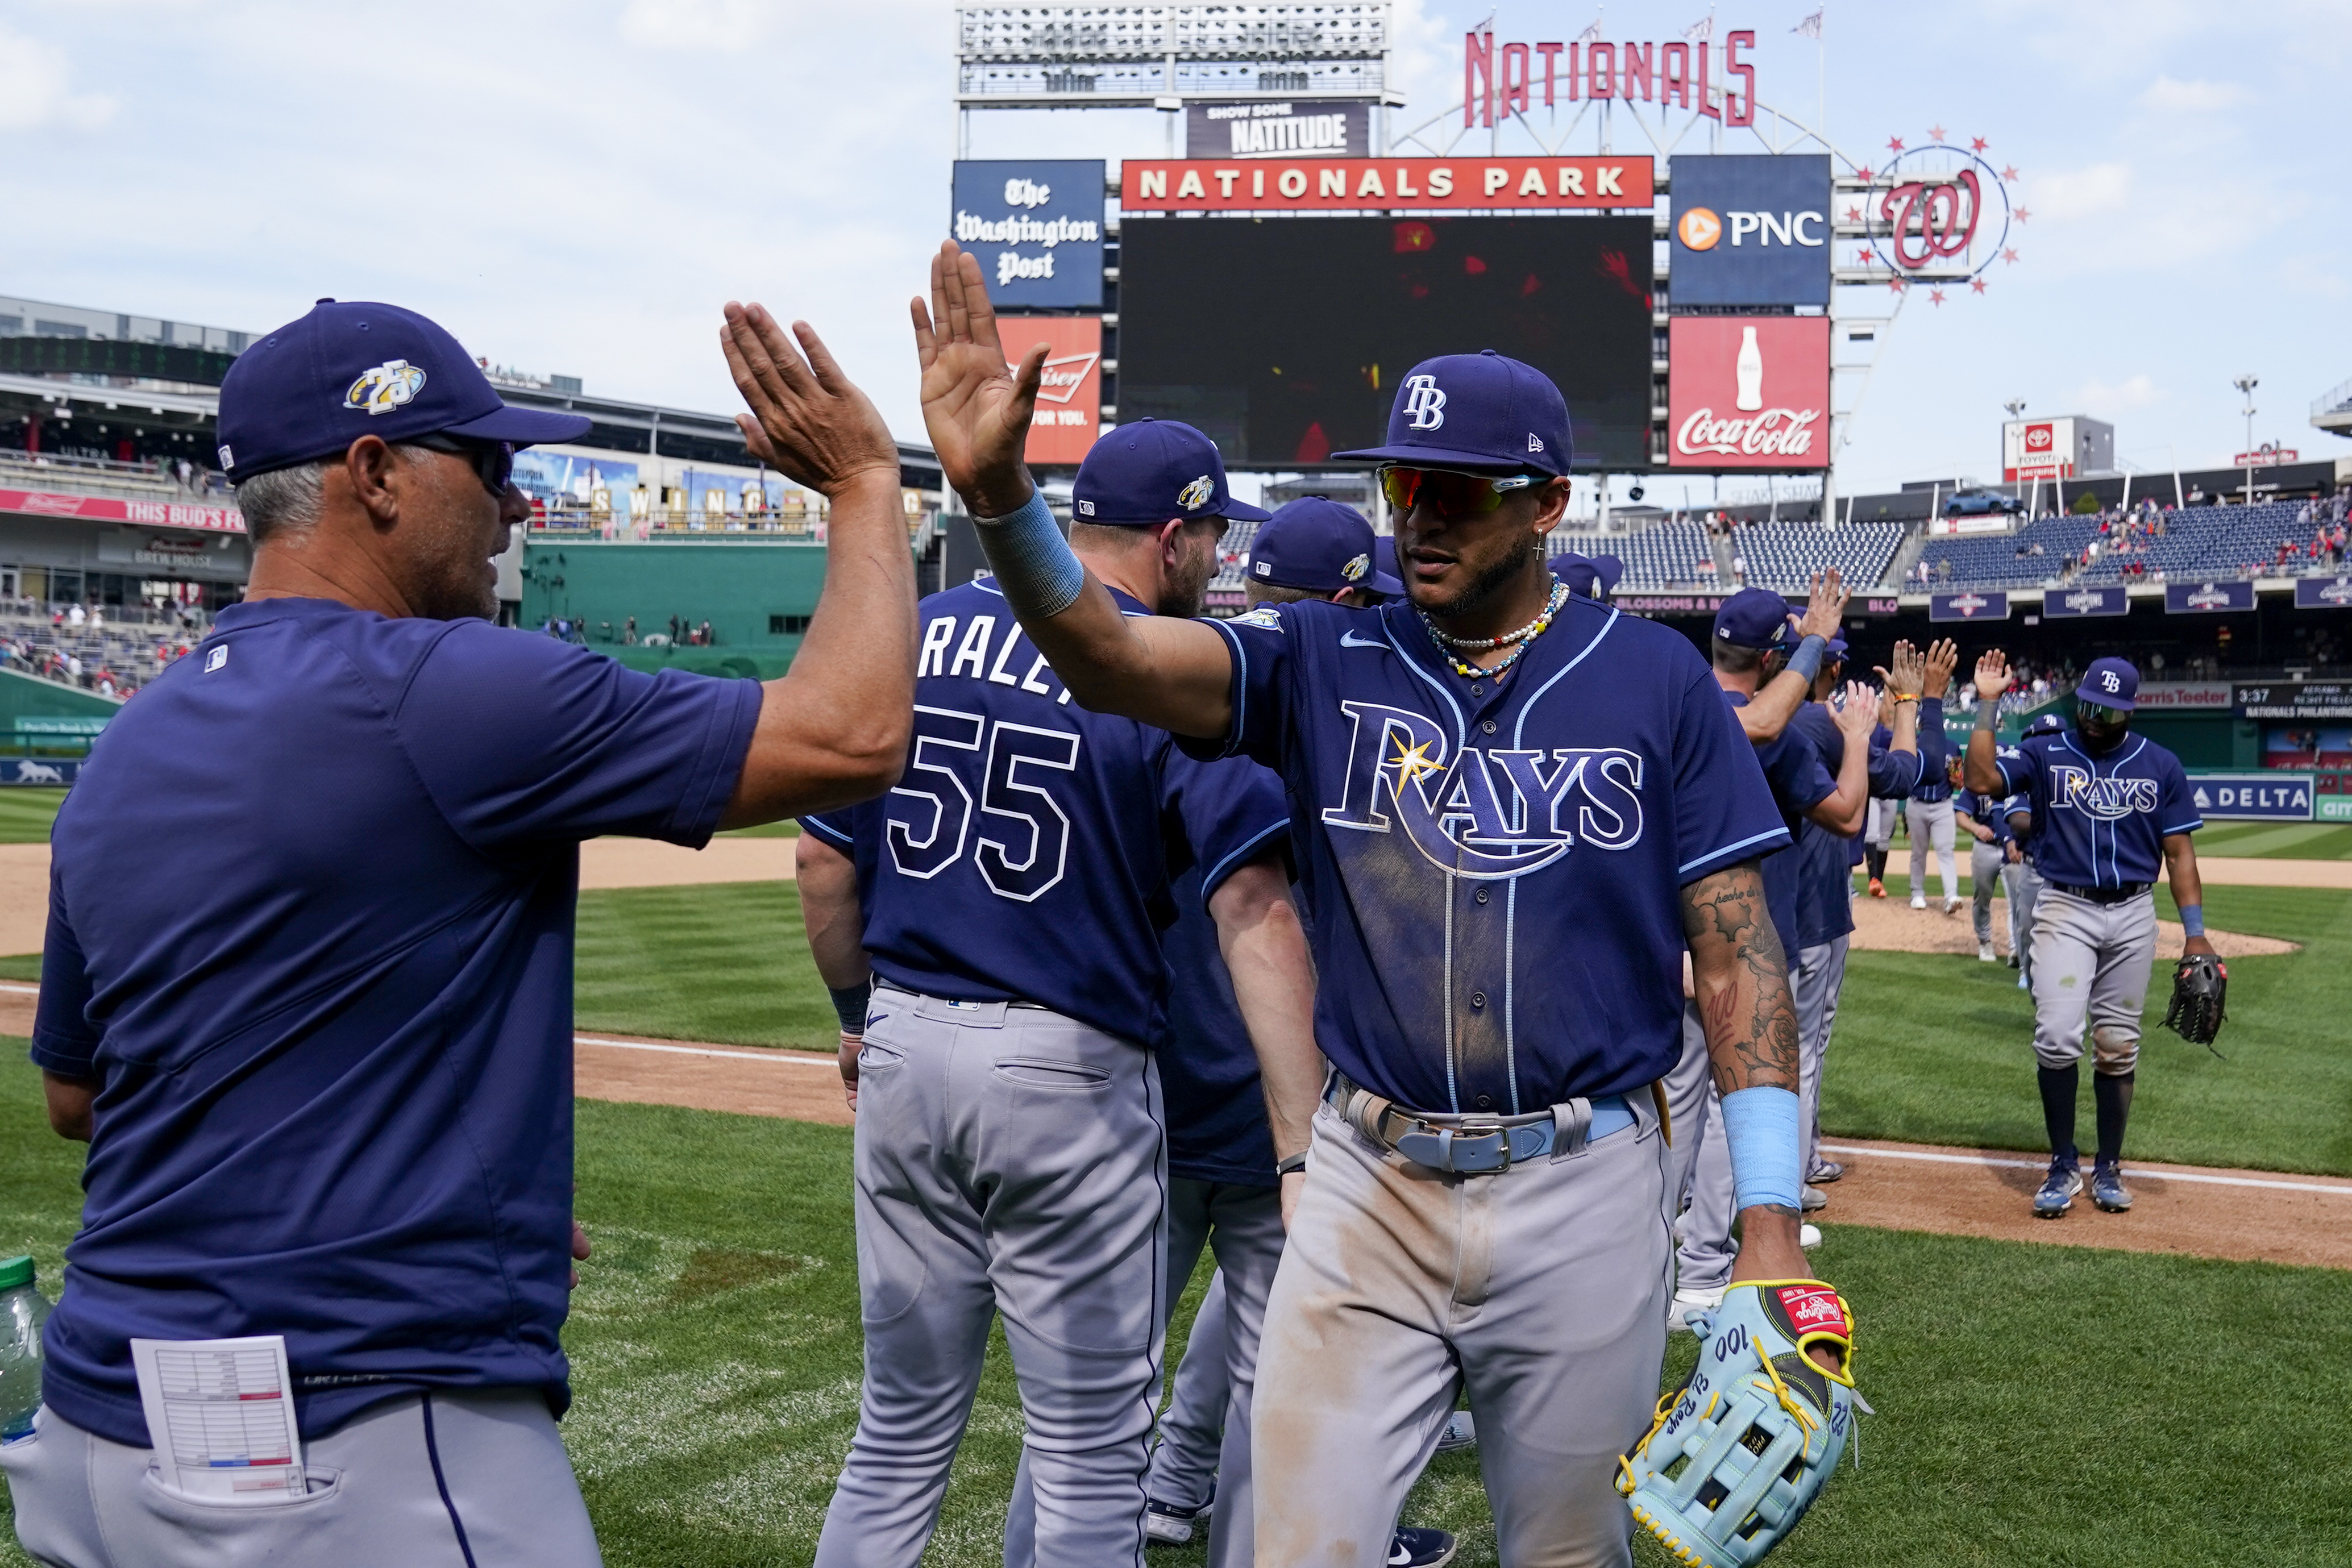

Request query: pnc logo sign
[{"left": 1676, "top": 205, "right": 1822, "bottom": 249}]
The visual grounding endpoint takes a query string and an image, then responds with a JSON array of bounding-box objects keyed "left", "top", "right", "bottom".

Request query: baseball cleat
[
  {"left": 1144, "top": 1494, "right": 1211, "bottom": 1545},
  {"left": 2091, "top": 1162, "right": 2134, "bottom": 1213},
  {"left": 2017, "top": 971, "right": 2030, "bottom": 989},
  {"left": 1808, "top": 1158, "right": 1844, "bottom": 1184},
  {"left": 1800, "top": 1222, "right": 1822, "bottom": 1249},
  {"left": 1800, "top": 1183, "right": 1828, "bottom": 1212},
  {"left": 1979, "top": 942, "right": 1997, "bottom": 962},
  {"left": 1868, "top": 877, "right": 1886, "bottom": 898},
  {"left": 1435, "top": 1409, "right": 1477, "bottom": 1453},
  {"left": 1667, "top": 1287, "right": 1724, "bottom": 1333},
  {"left": 1389, "top": 1526, "right": 1458, "bottom": 1567},
  {"left": 2033, "top": 1160, "right": 2083, "bottom": 1218},
  {"left": 1911, "top": 894, "right": 1928, "bottom": 909},
  {"left": 1944, "top": 896, "right": 1964, "bottom": 915}
]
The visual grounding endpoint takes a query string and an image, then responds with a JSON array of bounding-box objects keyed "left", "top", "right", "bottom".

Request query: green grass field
[
  {"left": 0, "top": 790, "right": 64, "bottom": 845},
  {"left": 4, "top": 1053, "right": 2348, "bottom": 1568}
]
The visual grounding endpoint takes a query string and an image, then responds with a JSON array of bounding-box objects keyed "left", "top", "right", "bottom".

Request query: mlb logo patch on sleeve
[{"left": 204, "top": 646, "right": 228, "bottom": 673}]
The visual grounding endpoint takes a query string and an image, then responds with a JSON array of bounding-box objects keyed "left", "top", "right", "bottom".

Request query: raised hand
[
  {"left": 1796, "top": 569, "right": 1849, "bottom": 640},
  {"left": 912, "top": 242, "right": 1048, "bottom": 517},
  {"left": 1879, "top": 638, "right": 1925, "bottom": 697},
  {"left": 718, "top": 304, "right": 899, "bottom": 496},
  {"left": 1923, "top": 638, "right": 1960, "bottom": 698},
  {"left": 1834, "top": 679, "right": 1877, "bottom": 737},
  {"left": 1973, "top": 649, "right": 2013, "bottom": 703}
]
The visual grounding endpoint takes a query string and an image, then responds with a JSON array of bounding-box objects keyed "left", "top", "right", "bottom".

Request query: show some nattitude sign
[{"left": 1121, "top": 157, "right": 1653, "bottom": 213}]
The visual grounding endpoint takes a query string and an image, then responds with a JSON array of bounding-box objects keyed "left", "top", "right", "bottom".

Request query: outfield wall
[{"left": 520, "top": 541, "right": 828, "bottom": 663}]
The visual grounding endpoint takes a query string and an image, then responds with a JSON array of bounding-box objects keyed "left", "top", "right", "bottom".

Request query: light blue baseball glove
[{"left": 1618, "top": 1279, "right": 1859, "bottom": 1567}]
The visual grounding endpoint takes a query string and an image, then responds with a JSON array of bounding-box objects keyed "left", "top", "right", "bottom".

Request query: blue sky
[{"left": 1, "top": 1, "right": 2343, "bottom": 507}]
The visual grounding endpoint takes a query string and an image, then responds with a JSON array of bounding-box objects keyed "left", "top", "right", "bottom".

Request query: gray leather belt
[{"left": 1327, "top": 1071, "right": 1635, "bottom": 1176}]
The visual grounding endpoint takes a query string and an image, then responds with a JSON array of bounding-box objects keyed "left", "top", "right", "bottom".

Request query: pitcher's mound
[{"left": 1847, "top": 895, "right": 2297, "bottom": 960}]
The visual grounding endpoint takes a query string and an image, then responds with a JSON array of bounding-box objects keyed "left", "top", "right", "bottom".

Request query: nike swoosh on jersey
[{"left": 1339, "top": 630, "right": 1387, "bottom": 650}]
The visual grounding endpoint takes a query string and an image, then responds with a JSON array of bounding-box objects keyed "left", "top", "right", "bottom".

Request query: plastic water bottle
[{"left": 0, "top": 1254, "right": 55, "bottom": 1442}]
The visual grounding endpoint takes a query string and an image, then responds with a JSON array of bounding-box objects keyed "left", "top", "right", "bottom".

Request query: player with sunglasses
[{"left": 1965, "top": 653, "right": 2210, "bottom": 1218}]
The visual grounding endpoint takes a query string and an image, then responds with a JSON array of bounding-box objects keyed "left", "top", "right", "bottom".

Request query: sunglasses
[
  {"left": 2076, "top": 702, "right": 2126, "bottom": 725},
  {"left": 1377, "top": 465, "right": 1538, "bottom": 517},
  {"left": 408, "top": 432, "right": 516, "bottom": 498}
]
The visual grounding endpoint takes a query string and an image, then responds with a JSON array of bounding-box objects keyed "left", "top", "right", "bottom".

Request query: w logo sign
[{"left": 1401, "top": 375, "right": 1447, "bottom": 430}]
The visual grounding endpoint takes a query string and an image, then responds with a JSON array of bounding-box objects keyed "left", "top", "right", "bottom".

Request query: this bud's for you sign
[{"left": 949, "top": 160, "right": 1106, "bottom": 309}]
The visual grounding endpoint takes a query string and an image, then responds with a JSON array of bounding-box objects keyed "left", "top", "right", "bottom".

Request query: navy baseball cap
[
  {"left": 2026, "top": 712, "right": 2067, "bottom": 735},
  {"left": 2074, "top": 656, "right": 2140, "bottom": 712},
  {"left": 1248, "top": 498, "right": 1402, "bottom": 596},
  {"left": 1331, "top": 351, "right": 1573, "bottom": 476},
  {"left": 1071, "top": 419, "right": 1270, "bottom": 527},
  {"left": 1551, "top": 551, "right": 1623, "bottom": 602},
  {"left": 1714, "top": 587, "right": 1796, "bottom": 650},
  {"left": 215, "top": 300, "right": 591, "bottom": 483}
]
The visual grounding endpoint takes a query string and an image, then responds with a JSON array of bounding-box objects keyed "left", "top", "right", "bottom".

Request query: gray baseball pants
[
  {"left": 1665, "top": 1003, "right": 1740, "bottom": 1296},
  {"left": 1007, "top": 1176, "right": 1281, "bottom": 1568},
  {"left": 1142, "top": 1270, "right": 1230, "bottom": 1513},
  {"left": 1250, "top": 1096, "right": 1669, "bottom": 1567},
  {"left": 1, "top": 1390, "right": 598, "bottom": 1568},
  {"left": 1906, "top": 797, "right": 1958, "bottom": 902},
  {"left": 2029, "top": 889, "right": 2158, "bottom": 1076},
  {"left": 1793, "top": 936, "right": 1850, "bottom": 1183},
  {"left": 1864, "top": 797, "right": 1898, "bottom": 851},
  {"left": 2011, "top": 860, "right": 2045, "bottom": 981},
  {"left": 815, "top": 986, "right": 1167, "bottom": 1568},
  {"left": 1970, "top": 845, "right": 2023, "bottom": 947}
]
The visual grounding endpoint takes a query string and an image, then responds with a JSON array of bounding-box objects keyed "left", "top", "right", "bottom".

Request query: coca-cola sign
[{"left": 1666, "top": 315, "right": 1829, "bottom": 471}]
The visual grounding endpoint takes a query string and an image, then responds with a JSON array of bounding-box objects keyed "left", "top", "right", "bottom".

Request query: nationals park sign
[{"left": 1121, "top": 156, "right": 1651, "bottom": 212}]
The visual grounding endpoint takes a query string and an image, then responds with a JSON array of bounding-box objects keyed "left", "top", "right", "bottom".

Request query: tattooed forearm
[{"left": 1680, "top": 861, "right": 1802, "bottom": 1096}]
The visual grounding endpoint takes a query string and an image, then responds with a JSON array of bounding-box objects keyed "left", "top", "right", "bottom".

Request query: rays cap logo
[
  {"left": 1070, "top": 418, "right": 1269, "bottom": 529},
  {"left": 1333, "top": 350, "right": 1572, "bottom": 478},
  {"left": 213, "top": 298, "right": 591, "bottom": 484},
  {"left": 1245, "top": 497, "right": 1402, "bottom": 597}
]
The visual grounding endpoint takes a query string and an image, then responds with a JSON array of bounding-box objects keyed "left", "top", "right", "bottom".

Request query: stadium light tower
[{"left": 2233, "top": 375, "right": 2258, "bottom": 506}]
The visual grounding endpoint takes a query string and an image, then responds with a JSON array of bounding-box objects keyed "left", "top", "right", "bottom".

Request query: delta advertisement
[
  {"left": 1665, "top": 315, "right": 1828, "bottom": 470},
  {"left": 949, "top": 160, "right": 1106, "bottom": 309},
  {"left": 2191, "top": 771, "right": 2314, "bottom": 821},
  {"left": 1668, "top": 155, "right": 1831, "bottom": 307},
  {"left": 1011, "top": 315, "right": 1104, "bottom": 466}
]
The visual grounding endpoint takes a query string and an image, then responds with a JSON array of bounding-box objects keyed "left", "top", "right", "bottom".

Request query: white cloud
[
  {"left": 2075, "top": 374, "right": 2164, "bottom": 415},
  {"left": 2139, "top": 75, "right": 2246, "bottom": 112},
  {"left": 2027, "top": 161, "right": 2132, "bottom": 222},
  {"left": 0, "top": 26, "right": 117, "bottom": 131},
  {"left": 618, "top": 0, "right": 780, "bottom": 49}
]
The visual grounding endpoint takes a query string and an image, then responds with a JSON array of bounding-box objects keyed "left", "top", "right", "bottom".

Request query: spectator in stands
[
  {"left": 698, "top": 619, "right": 715, "bottom": 646},
  {"left": 668, "top": 613, "right": 682, "bottom": 644},
  {"left": 623, "top": 615, "right": 638, "bottom": 646}
]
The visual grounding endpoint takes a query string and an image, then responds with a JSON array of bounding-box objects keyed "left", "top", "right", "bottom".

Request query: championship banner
[
  {"left": 2166, "top": 580, "right": 2256, "bottom": 614},
  {"left": 2041, "top": 584, "right": 2127, "bottom": 618},
  {"left": 1930, "top": 590, "right": 2008, "bottom": 622},
  {"left": 2294, "top": 576, "right": 2352, "bottom": 609},
  {"left": 1121, "top": 156, "right": 1653, "bottom": 213},
  {"left": 0, "top": 488, "right": 244, "bottom": 534}
]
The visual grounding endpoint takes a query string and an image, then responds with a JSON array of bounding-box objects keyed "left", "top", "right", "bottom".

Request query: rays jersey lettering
[
  {"left": 1319, "top": 701, "right": 1642, "bottom": 877},
  {"left": 1993, "top": 732, "right": 2201, "bottom": 889},
  {"left": 2046, "top": 766, "right": 2159, "bottom": 820},
  {"left": 1190, "top": 596, "right": 1788, "bottom": 1116}
]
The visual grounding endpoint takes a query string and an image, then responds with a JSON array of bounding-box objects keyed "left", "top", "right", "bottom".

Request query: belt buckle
[{"left": 1398, "top": 1121, "right": 1511, "bottom": 1174}]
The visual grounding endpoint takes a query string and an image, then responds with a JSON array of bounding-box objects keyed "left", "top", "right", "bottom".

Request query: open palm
[{"left": 913, "top": 243, "right": 1048, "bottom": 517}]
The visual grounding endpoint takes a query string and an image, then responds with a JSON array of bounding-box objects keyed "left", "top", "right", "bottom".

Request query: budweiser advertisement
[
  {"left": 1005, "top": 315, "right": 1103, "bottom": 466},
  {"left": 1667, "top": 315, "right": 1828, "bottom": 471},
  {"left": 0, "top": 488, "right": 245, "bottom": 533},
  {"left": 1120, "top": 156, "right": 1652, "bottom": 214}
]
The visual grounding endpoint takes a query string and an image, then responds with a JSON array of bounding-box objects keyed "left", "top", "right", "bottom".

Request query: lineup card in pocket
[{"left": 128, "top": 1336, "right": 306, "bottom": 1503}]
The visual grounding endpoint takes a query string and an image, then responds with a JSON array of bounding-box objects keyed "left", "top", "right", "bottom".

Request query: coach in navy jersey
[
  {"left": 1966, "top": 652, "right": 2210, "bottom": 1218},
  {"left": 792, "top": 419, "right": 1327, "bottom": 1568},
  {"left": 912, "top": 242, "right": 1840, "bottom": 1567},
  {"left": 15, "top": 301, "right": 917, "bottom": 1568}
]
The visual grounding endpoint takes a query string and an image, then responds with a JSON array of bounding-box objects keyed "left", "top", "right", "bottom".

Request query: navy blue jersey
[
  {"left": 1158, "top": 856, "right": 1281, "bottom": 1186},
  {"left": 1727, "top": 688, "right": 1836, "bottom": 964},
  {"left": 1955, "top": 787, "right": 2024, "bottom": 845},
  {"left": 1992, "top": 730, "right": 2201, "bottom": 888},
  {"left": 803, "top": 577, "right": 1287, "bottom": 1047},
  {"left": 33, "top": 598, "right": 759, "bottom": 1447},
  {"left": 1867, "top": 697, "right": 1944, "bottom": 798},
  {"left": 1186, "top": 594, "right": 1788, "bottom": 1114},
  {"left": 1789, "top": 703, "right": 1855, "bottom": 950}
]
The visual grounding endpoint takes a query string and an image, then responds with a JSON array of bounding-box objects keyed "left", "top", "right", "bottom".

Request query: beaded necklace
[{"left": 1419, "top": 581, "right": 1572, "bottom": 681}]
